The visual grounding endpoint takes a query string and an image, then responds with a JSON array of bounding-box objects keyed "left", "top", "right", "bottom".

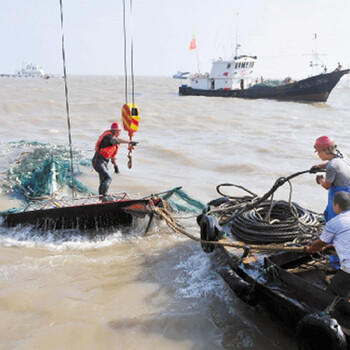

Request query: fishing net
[
  {"left": 2, "top": 141, "right": 96, "bottom": 202},
  {"left": 154, "top": 187, "right": 205, "bottom": 213},
  {"left": 1, "top": 142, "right": 205, "bottom": 214}
]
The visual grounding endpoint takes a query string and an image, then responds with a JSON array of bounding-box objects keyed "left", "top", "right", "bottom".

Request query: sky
[{"left": 1, "top": 0, "right": 350, "bottom": 79}]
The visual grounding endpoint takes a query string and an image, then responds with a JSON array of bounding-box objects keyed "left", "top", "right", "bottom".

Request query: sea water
[{"left": 0, "top": 76, "right": 349, "bottom": 349}]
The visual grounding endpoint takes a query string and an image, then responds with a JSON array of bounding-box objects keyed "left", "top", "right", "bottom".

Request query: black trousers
[{"left": 92, "top": 153, "right": 112, "bottom": 197}]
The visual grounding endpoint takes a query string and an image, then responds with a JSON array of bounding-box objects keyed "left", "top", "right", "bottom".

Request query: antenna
[
  {"left": 309, "top": 33, "right": 327, "bottom": 76},
  {"left": 234, "top": 11, "right": 240, "bottom": 58}
]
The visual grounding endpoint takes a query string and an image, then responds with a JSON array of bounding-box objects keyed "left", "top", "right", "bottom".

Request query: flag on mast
[{"left": 189, "top": 32, "right": 197, "bottom": 50}]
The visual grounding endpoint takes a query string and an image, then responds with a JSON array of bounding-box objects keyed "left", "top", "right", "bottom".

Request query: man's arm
[
  {"left": 316, "top": 175, "right": 332, "bottom": 190},
  {"left": 115, "top": 137, "right": 130, "bottom": 144},
  {"left": 305, "top": 238, "right": 327, "bottom": 254},
  {"left": 313, "top": 162, "right": 328, "bottom": 169}
]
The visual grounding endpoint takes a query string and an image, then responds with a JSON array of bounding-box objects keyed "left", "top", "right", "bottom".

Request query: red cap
[
  {"left": 314, "top": 135, "right": 335, "bottom": 152},
  {"left": 111, "top": 122, "right": 122, "bottom": 131}
]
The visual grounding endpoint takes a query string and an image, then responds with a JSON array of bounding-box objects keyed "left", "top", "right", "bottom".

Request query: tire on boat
[
  {"left": 296, "top": 312, "right": 347, "bottom": 350},
  {"left": 207, "top": 197, "right": 229, "bottom": 207},
  {"left": 199, "top": 214, "right": 219, "bottom": 253},
  {"left": 220, "top": 267, "right": 259, "bottom": 306},
  {"left": 196, "top": 205, "right": 211, "bottom": 225}
]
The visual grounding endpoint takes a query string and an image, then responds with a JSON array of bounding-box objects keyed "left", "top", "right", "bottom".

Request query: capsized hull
[
  {"left": 179, "top": 69, "right": 349, "bottom": 102},
  {"left": 2, "top": 199, "right": 150, "bottom": 230}
]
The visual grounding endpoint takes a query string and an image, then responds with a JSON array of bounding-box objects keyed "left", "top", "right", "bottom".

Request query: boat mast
[
  {"left": 196, "top": 47, "right": 200, "bottom": 74},
  {"left": 309, "top": 33, "right": 326, "bottom": 76},
  {"left": 234, "top": 11, "right": 240, "bottom": 58}
]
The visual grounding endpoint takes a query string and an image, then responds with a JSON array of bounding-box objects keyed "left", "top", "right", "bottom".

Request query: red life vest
[{"left": 95, "top": 130, "right": 119, "bottom": 159}]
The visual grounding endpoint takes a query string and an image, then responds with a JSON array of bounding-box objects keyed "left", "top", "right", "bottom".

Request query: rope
[
  {"left": 59, "top": 0, "right": 76, "bottom": 199},
  {"left": 151, "top": 200, "right": 306, "bottom": 254}
]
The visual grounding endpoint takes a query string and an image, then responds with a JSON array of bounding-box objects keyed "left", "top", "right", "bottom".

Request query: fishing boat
[
  {"left": 173, "top": 71, "right": 191, "bottom": 79},
  {"left": 196, "top": 175, "right": 350, "bottom": 350},
  {"left": 178, "top": 55, "right": 349, "bottom": 102},
  {"left": 220, "top": 249, "right": 350, "bottom": 350},
  {"left": 0, "top": 184, "right": 205, "bottom": 232}
]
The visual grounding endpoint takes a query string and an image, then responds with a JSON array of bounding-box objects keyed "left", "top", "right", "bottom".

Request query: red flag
[{"left": 189, "top": 32, "right": 197, "bottom": 50}]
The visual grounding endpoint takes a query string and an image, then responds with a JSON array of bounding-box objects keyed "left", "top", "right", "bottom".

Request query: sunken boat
[
  {"left": 178, "top": 52, "right": 349, "bottom": 102},
  {"left": 196, "top": 176, "right": 350, "bottom": 350},
  {"left": 1, "top": 194, "right": 151, "bottom": 231}
]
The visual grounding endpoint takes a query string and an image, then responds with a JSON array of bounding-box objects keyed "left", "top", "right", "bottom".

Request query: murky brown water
[{"left": 0, "top": 76, "right": 349, "bottom": 349}]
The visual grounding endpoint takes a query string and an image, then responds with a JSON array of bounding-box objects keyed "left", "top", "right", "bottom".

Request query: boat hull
[
  {"left": 2, "top": 199, "right": 150, "bottom": 230},
  {"left": 179, "top": 69, "right": 349, "bottom": 102},
  {"left": 220, "top": 248, "right": 350, "bottom": 348}
]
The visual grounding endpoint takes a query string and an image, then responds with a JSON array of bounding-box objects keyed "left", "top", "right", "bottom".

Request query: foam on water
[{"left": 0, "top": 215, "right": 153, "bottom": 251}]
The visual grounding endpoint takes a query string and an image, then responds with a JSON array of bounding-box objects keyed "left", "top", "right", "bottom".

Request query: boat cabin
[{"left": 188, "top": 55, "right": 257, "bottom": 91}]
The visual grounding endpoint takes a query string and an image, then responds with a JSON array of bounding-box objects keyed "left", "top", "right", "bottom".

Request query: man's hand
[
  {"left": 316, "top": 174, "right": 324, "bottom": 184},
  {"left": 114, "top": 165, "right": 120, "bottom": 174},
  {"left": 129, "top": 141, "right": 138, "bottom": 147},
  {"left": 309, "top": 165, "right": 320, "bottom": 173}
]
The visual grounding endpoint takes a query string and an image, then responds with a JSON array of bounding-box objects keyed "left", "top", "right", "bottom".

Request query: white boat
[
  {"left": 179, "top": 50, "right": 349, "bottom": 102},
  {"left": 13, "top": 63, "right": 50, "bottom": 79},
  {"left": 183, "top": 54, "right": 257, "bottom": 91},
  {"left": 173, "top": 71, "right": 191, "bottom": 79}
]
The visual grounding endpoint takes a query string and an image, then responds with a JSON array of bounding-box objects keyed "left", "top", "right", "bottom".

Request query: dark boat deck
[
  {"left": 1, "top": 194, "right": 150, "bottom": 230},
  {"left": 219, "top": 244, "right": 350, "bottom": 347}
]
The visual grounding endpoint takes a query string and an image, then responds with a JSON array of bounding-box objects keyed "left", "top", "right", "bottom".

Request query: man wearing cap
[
  {"left": 92, "top": 122, "right": 136, "bottom": 202},
  {"left": 310, "top": 136, "right": 350, "bottom": 270},
  {"left": 311, "top": 136, "right": 350, "bottom": 222}
]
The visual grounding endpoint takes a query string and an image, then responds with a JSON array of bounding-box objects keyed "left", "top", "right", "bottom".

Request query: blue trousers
[
  {"left": 92, "top": 153, "right": 112, "bottom": 197},
  {"left": 324, "top": 185, "right": 350, "bottom": 222},
  {"left": 324, "top": 185, "right": 350, "bottom": 269}
]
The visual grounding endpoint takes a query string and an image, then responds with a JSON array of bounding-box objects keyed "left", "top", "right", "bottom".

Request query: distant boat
[
  {"left": 15, "top": 63, "right": 50, "bottom": 79},
  {"left": 178, "top": 54, "right": 349, "bottom": 102},
  {"left": 0, "top": 63, "right": 50, "bottom": 79},
  {"left": 173, "top": 71, "right": 190, "bottom": 79}
]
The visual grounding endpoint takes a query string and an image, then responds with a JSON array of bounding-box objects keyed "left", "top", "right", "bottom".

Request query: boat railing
[{"left": 22, "top": 192, "right": 131, "bottom": 212}]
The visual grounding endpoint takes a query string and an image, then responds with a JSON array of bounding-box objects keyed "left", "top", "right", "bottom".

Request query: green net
[
  {"left": 152, "top": 187, "right": 205, "bottom": 213},
  {"left": 1, "top": 142, "right": 205, "bottom": 214},
  {"left": 3, "top": 141, "right": 96, "bottom": 202}
]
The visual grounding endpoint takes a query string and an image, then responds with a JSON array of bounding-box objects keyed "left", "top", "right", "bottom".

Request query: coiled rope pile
[
  {"left": 207, "top": 170, "right": 323, "bottom": 245},
  {"left": 217, "top": 199, "right": 320, "bottom": 244},
  {"left": 151, "top": 170, "right": 324, "bottom": 253}
]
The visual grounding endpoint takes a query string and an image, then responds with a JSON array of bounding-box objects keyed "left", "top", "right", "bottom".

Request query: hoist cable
[
  {"left": 122, "top": 0, "right": 128, "bottom": 103},
  {"left": 122, "top": 0, "right": 136, "bottom": 105},
  {"left": 59, "top": 0, "right": 76, "bottom": 199},
  {"left": 130, "top": 0, "right": 135, "bottom": 105}
]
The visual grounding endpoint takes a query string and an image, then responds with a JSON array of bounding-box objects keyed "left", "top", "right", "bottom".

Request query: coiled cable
[{"left": 208, "top": 171, "right": 324, "bottom": 244}]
